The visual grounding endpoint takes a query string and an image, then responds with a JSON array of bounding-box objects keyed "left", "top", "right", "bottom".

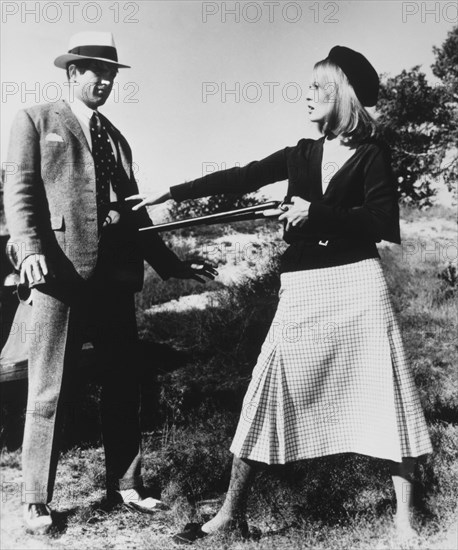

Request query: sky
[{"left": 1, "top": 0, "right": 456, "bottom": 201}]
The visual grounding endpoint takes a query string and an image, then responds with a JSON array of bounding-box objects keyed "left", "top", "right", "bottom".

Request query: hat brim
[{"left": 54, "top": 53, "right": 130, "bottom": 69}]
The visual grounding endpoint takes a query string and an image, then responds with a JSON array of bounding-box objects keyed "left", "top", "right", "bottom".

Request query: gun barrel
[{"left": 139, "top": 201, "right": 282, "bottom": 232}]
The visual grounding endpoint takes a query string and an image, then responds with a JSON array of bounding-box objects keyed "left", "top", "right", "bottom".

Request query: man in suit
[{"left": 4, "top": 31, "right": 215, "bottom": 534}]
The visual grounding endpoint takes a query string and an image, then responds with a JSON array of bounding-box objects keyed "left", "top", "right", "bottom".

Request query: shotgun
[{"left": 138, "top": 201, "right": 287, "bottom": 233}]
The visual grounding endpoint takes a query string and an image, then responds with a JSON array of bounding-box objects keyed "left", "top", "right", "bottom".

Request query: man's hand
[
  {"left": 173, "top": 260, "right": 218, "bottom": 283},
  {"left": 20, "top": 254, "right": 49, "bottom": 286},
  {"left": 278, "top": 196, "right": 311, "bottom": 231},
  {"left": 102, "top": 209, "right": 121, "bottom": 227},
  {"left": 126, "top": 191, "right": 172, "bottom": 211}
]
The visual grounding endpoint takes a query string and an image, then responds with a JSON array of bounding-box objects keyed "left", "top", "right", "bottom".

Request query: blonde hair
[{"left": 312, "top": 59, "right": 377, "bottom": 143}]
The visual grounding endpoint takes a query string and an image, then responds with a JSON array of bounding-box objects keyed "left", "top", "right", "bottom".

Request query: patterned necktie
[{"left": 90, "top": 112, "right": 119, "bottom": 225}]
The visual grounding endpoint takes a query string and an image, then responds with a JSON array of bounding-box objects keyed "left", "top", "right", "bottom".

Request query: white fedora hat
[{"left": 54, "top": 31, "right": 130, "bottom": 69}]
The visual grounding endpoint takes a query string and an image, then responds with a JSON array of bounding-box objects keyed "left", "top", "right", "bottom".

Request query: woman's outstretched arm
[{"left": 127, "top": 147, "right": 289, "bottom": 210}]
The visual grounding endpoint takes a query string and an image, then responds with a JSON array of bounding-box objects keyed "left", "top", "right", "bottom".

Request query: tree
[
  {"left": 432, "top": 26, "right": 458, "bottom": 94},
  {"left": 432, "top": 25, "right": 458, "bottom": 190},
  {"left": 377, "top": 26, "right": 457, "bottom": 206}
]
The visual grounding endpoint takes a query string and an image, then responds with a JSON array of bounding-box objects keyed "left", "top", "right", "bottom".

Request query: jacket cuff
[
  {"left": 147, "top": 252, "right": 185, "bottom": 281},
  {"left": 170, "top": 183, "right": 190, "bottom": 203},
  {"left": 152, "top": 265, "right": 174, "bottom": 281},
  {"left": 6, "top": 238, "right": 44, "bottom": 271},
  {"left": 307, "top": 201, "right": 329, "bottom": 229}
]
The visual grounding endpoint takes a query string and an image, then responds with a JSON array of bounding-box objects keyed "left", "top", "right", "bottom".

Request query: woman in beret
[{"left": 129, "top": 46, "right": 432, "bottom": 543}]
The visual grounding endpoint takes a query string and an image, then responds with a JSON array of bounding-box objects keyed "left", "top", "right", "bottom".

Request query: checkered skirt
[{"left": 230, "top": 259, "right": 432, "bottom": 464}]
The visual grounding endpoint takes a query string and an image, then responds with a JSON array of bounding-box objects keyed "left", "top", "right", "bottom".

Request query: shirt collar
[{"left": 69, "top": 98, "right": 97, "bottom": 123}]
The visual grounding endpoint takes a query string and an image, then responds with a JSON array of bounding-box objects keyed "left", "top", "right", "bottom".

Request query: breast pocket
[{"left": 41, "top": 139, "right": 68, "bottom": 184}]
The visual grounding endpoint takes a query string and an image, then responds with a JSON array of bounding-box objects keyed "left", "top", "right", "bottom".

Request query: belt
[{"left": 284, "top": 234, "right": 376, "bottom": 249}]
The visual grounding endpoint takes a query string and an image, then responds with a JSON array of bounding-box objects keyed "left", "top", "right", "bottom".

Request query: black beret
[{"left": 328, "top": 46, "right": 379, "bottom": 107}]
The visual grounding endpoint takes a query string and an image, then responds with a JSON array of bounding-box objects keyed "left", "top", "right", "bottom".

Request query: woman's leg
[
  {"left": 389, "top": 458, "right": 417, "bottom": 536},
  {"left": 202, "top": 455, "right": 256, "bottom": 533}
]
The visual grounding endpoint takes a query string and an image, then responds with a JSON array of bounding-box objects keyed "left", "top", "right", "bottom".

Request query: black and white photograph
[{"left": 0, "top": 1, "right": 457, "bottom": 548}]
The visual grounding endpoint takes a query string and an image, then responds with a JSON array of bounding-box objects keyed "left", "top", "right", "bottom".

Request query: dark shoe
[
  {"left": 172, "top": 523, "right": 209, "bottom": 545},
  {"left": 23, "top": 503, "right": 53, "bottom": 534},
  {"left": 100, "top": 492, "right": 123, "bottom": 511},
  {"left": 172, "top": 520, "right": 249, "bottom": 545}
]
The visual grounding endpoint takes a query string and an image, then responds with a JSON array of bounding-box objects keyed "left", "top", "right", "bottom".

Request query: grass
[
  {"left": 1, "top": 206, "right": 457, "bottom": 549},
  {"left": 400, "top": 203, "right": 457, "bottom": 223}
]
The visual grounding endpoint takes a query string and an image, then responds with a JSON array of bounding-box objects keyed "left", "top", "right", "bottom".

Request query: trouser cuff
[
  {"left": 119, "top": 475, "right": 143, "bottom": 491},
  {"left": 112, "top": 475, "right": 144, "bottom": 492}
]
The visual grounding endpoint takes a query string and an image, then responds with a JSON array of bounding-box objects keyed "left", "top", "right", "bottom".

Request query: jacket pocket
[{"left": 50, "top": 214, "right": 66, "bottom": 251}]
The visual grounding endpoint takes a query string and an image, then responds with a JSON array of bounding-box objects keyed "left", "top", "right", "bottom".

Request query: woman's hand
[
  {"left": 278, "top": 196, "right": 311, "bottom": 231},
  {"left": 125, "top": 190, "right": 172, "bottom": 211}
]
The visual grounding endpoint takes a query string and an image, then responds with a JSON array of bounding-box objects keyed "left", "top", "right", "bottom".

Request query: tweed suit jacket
[{"left": 4, "top": 99, "right": 183, "bottom": 289}]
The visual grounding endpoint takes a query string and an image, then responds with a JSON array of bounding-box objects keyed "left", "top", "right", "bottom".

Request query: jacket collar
[{"left": 56, "top": 99, "right": 90, "bottom": 152}]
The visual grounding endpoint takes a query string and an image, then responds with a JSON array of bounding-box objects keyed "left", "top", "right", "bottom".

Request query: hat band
[{"left": 68, "top": 45, "right": 118, "bottom": 62}]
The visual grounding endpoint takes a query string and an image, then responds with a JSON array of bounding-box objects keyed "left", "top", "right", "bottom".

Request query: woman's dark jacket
[{"left": 170, "top": 137, "right": 401, "bottom": 273}]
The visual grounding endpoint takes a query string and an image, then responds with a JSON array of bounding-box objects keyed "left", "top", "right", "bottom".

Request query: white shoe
[
  {"left": 119, "top": 488, "right": 169, "bottom": 514},
  {"left": 23, "top": 503, "right": 53, "bottom": 534},
  {"left": 393, "top": 516, "right": 420, "bottom": 545}
]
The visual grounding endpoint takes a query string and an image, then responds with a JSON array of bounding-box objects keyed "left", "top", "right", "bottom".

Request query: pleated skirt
[{"left": 230, "top": 259, "right": 432, "bottom": 464}]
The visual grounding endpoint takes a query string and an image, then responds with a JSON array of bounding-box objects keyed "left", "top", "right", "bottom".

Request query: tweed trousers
[{"left": 21, "top": 274, "right": 143, "bottom": 504}]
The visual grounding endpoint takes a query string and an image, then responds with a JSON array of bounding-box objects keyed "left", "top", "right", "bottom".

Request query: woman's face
[{"left": 306, "top": 78, "right": 335, "bottom": 124}]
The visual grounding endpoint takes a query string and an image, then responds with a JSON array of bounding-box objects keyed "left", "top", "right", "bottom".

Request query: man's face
[{"left": 69, "top": 60, "right": 118, "bottom": 109}]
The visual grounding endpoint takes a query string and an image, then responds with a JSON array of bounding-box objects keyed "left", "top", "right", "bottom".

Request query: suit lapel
[
  {"left": 56, "top": 100, "right": 91, "bottom": 151},
  {"left": 309, "top": 137, "right": 325, "bottom": 200}
]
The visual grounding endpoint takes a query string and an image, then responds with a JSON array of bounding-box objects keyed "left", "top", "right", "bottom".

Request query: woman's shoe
[
  {"left": 172, "top": 523, "right": 208, "bottom": 545},
  {"left": 172, "top": 519, "right": 249, "bottom": 545}
]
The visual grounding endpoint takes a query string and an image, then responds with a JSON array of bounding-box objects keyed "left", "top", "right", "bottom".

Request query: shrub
[
  {"left": 143, "top": 412, "right": 237, "bottom": 503},
  {"left": 436, "top": 264, "right": 457, "bottom": 303},
  {"left": 138, "top": 248, "right": 283, "bottom": 429}
]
